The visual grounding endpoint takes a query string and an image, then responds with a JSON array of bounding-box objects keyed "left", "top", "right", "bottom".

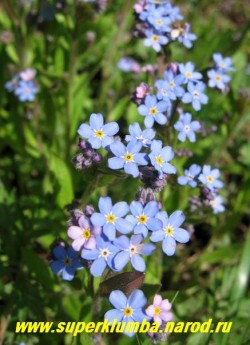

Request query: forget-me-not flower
[
  {"left": 125, "top": 122, "right": 155, "bottom": 147},
  {"left": 163, "top": 70, "right": 185, "bottom": 99},
  {"left": 174, "top": 112, "right": 201, "bottom": 142},
  {"left": 150, "top": 211, "right": 190, "bottom": 256},
  {"left": 213, "top": 53, "right": 235, "bottom": 73},
  {"left": 108, "top": 140, "right": 148, "bottom": 178},
  {"left": 113, "top": 234, "right": 155, "bottom": 271},
  {"left": 145, "top": 294, "right": 173, "bottom": 326},
  {"left": 15, "top": 81, "right": 38, "bottom": 102},
  {"left": 50, "top": 245, "right": 83, "bottom": 281},
  {"left": 81, "top": 236, "right": 119, "bottom": 276},
  {"left": 138, "top": 95, "right": 169, "bottom": 128},
  {"left": 126, "top": 200, "right": 163, "bottom": 238},
  {"left": 210, "top": 195, "right": 225, "bottom": 214},
  {"left": 104, "top": 289, "right": 148, "bottom": 337},
  {"left": 179, "top": 62, "right": 202, "bottom": 84},
  {"left": 178, "top": 164, "right": 201, "bottom": 187},
  {"left": 78, "top": 113, "right": 119, "bottom": 149},
  {"left": 207, "top": 69, "right": 231, "bottom": 90},
  {"left": 91, "top": 196, "right": 133, "bottom": 240},
  {"left": 182, "top": 81, "right": 208, "bottom": 111},
  {"left": 149, "top": 140, "right": 176, "bottom": 178},
  {"left": 199, "top": 165, "right": 224, "bottom": 190},
  {"left": 144, "top": 29, "right": 169, "bottom": 52}
]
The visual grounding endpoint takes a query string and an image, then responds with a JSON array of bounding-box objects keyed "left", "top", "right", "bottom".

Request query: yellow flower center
[
  {"left": 207, "top": 175, "right": 214, "bottom": 183},
  {"left": 137, "top": 214, "right": 148, "bottom": 225},
  {"left": 154, "top": 306, "right": 162, "bottom": 316},
  {"left": 105, "top": 213, "right": 116, "bottom": 224},
  {"left": 165, "top": 225, "right": 174, "bottom": 236},
  {"left": 156, "top": 156, "right": 163, "bottom": 166},
  {"left": 215, "top": 75, "right": 221, "bottom": 81},
  {"left": 83, "top": 229, "right": 91, "bottom": 239},
  {"left": 123, "top": 152, "right": 134, "bottom": 163},
  {"left": 186, "top": 71, "right": 192, "bottom": 78},
  {"left": 123, "top": 307, "right": 133, "bottom": 317},
  {"left": 94, "top": 129, "right": 105, "bottom": 139},
  {"left": 100, "top": 248, "right": 110, "bottom": 259},
  {"left": 152, "top": 35, "right": 159, "bottom": 42},
  {"left": 210, "top": 199, "right": 216, "bottom": 207},
  {"left": 63, "top": 257, "right": 72, "bottom": 266},
  {"left": 156, "top": 19, "right": 163, "bottom": 25},
  {"left": 220, "top": 62, "right": 225, "bottom": 68},
  {"left": 170, "top": 81, "right": 175, "bottom": 88},
  {"left": 149, "top": 107, "right": 158, "bottom": 116}
]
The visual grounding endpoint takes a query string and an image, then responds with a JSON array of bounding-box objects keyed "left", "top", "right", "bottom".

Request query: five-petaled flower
[
  {"left": 174, "top": 112, "right": 201, "bottom": 142},
  {"left": 145, "top": 294, "right": 173, "bottom": 325},
  {"left": 104, "top": 289, "right": 148, "bottom": 337},
  {"left": 150, "top": 210, "right": 190, "bottom": 256},
  {"left": 178, "top": 164, "right": 201, "bottom": 187},
  {"left": 149, "top": 140, "right": 176, "bottom": 179},
  {"left": 182, "top": 81, "right": 208, "bottom": 111},
  {"left": 138, "top": 95, "right": 169, "bottom": 128},
  {"left": 91, "top": 196, "right": 133, "bottom": 241},
  {"left": 78, "top": 113, "right": 119, "bottom": 149},
  {"left": 113, "top": 234, "right": 155, "bottom": 271},
  {"left": 198, "top": 165, "right": 223, "bottom": 190}
]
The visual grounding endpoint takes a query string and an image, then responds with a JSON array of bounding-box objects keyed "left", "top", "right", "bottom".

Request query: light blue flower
[
  {"left": 126, "top": 200, "right": 163, "bottom": 238},
  {"left": 176, "top": 23, "right": 196, "bottom": 48},
  {"left": 162, "top": 2, "right": 183, "bottom": 22},
  {"left": 179, "top": 62, "right": 202, "bottom": 84},
  {"left": 117, "top": 57, "right": 141, "bottom": 73},
  {"left": 148, "top": 7, "right": 171, "bottom": 32},
  {"left": 125, "top": 122, "right": 155, "bottom": 147},
  {"left": 5, "top": 75, "right": 19, "bottom": 92},
  {"left": 182, "top": 81, "right": 208, "bottom": 111},
  {"left": 150, "top": 211, "right": 190, "bottom": 256},
  {"left": 50, "top": 245, "right": 83, "bottom": 281},
  {"left": 138, "top": 95, "right": 169, "bottom": 128},
  {"left": 144, "top": 29, "right": 169, "bottom": 52},
  {"left": 91, "top": 196, "right": 133, "bottom": 240},
  {"left": 149, "top": 140, "right": 176, "bottom": 178},
  {"left": 178, "top": 164, "right": 201, "bottom": 187},
  {"left": 108, "top": 140, "right": 148, "bottom": 178},
  {"left": 155, "top": 79, "right": 172, "bottom": 103},
  {"left": 163, "top": 70, "right": 185, "bottom": 99},
  {"left": 81, "top": 236, "right": 119, "bottom": 276},
  {"left": 14, "top": 81, "right": 38, "bottom": 102},
  {"left": 104, "top": 289, "right": 148, "bottom": 337},
  {"left": 213, "top": 53, "right": 235, "bottom": 73},
  {"left": 198, "top": 165, "right": 224, "bottom": 190},
  {"left": 78, "top": 113, "right": 119, "bottom": 149},
  {"left": 210, "top": 195, "right": 225, "bottom": 214},
  {"left": 207, "top": 69, "right": 231, "bottom": 90},
  {"left": 113, "top": 234, "right": 155, "bottom": 271},
  {"left": 174, "top": 112, "right": 201, "bottom": 142}
]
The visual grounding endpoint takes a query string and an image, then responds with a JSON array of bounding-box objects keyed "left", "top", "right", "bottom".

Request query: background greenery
[{"left": 0, "top": 0, "right": 250, "bottom": 344}]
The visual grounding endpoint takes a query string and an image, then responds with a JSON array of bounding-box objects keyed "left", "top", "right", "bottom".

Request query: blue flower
[
  {"left": 144, "top": 29, "right": 169, "bottom": 52},
  {"left": 163, "top": 3, "right": 183, "bottom": 22},
  {"left": 138, "top": 95, "right": 169, "bottom": 128},
  {"left": 126, "top": 200, "right": 162, "bottom": 238},
  {"left": 148, "top": 8, "right": 171, "bottom": 32},
  {"left": 91, "top": 196, "right": 133, "bottom": 240},
  {"left": 210, "top": 195, "right": 225, "bottom": 214},
  {"left": 5, "top": 75, "right": 19, "bottom": 92},
  {"left": 179, "top": 62, "right": 202, "bottom": 84},
  {"left": 125, "top": 122, "right": 155, "bottom": 147},
  {"left": 207, "top": 69, "right": 231, "bottom": 90},
  {"left": 198, "top": 165, "right": 224, "bottom": 190},
  {"left": 155, "top": 79, "right": 172, "bottom": 103},
  {"left": 176, "top": 23, "right": 196, "bottom": 48},
  {"left": 113, "top": 234, "right": 155, "bottom": 271},
  {"left": 81, "top": 236, "right": 119, "bottom": 276},
  {"left": 213, "top": 53, "right": 235, "bottom": 73},
  {"left": 163, "top": 70, "right": 185, "bottom": 99},
  {"left": 78, "top": 113, "right": 119, "bottom": 149},
  {"left": 108, "top": 140, "right": 148, "bottom": 178},
  {"left": 117, "top": 57, "right": 141, "bottom": 73},
  {"left": 149, "top": 140, "right": 176, "bottom": 178},
  {"left": 182, "top": 81, "right": 208, "bottom": 111},
  {"left": 150, "top": 211, "right": 190, "bottom": 256},
  {"left": 178, "top": 164, "right": 201, "bottom": 187},
  {"left": 14, "top": 81, "right": 38, "bottom": 102},
  {"left": 174, "top": 112, "right": 201, "bottom": 142},
  {"left": 104, "top": 289, "right": 148, "bottom": 337},
  {"left": 50, "top": 245, "right": 83, "bottom": 281}
]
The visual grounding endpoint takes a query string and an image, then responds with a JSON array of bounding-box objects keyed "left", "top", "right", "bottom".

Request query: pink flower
[
  {"left": 20, "top": 69, "right": 36, "bottom": 81},
  {"left": 145, "top": 294, "right": 173, "bottom": 325},
  {"left": 67, "top": 215, "right": 101, "bottom": 251}
]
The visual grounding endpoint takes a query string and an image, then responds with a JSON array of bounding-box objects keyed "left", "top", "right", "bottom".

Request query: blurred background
[{"left": 0, "top": 0, "right": 250, "bottom": 344}]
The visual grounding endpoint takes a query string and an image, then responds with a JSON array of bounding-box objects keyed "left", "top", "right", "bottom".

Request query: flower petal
[{"left": 109, "top": 290, "right": 127, "bottom": 309}]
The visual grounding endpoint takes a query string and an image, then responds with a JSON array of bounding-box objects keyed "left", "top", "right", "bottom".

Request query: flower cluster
[
  {"left": 104, "top": 290, "right": 173, "bottom": 337},
  {"left": 134, "top": 0, "right": 196, "bottom": 52},
  {"left": 207, "top": 53, "right": 235, "bottom": 91},
  {"left": 117, "top": 57, "right": 156, "bottom": 74},
  {"left": 178, "top": 164, "right": 225, "bottom": 213},
  {"left": 5, "top": 69, "right": 38, "bottom": 102}
]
